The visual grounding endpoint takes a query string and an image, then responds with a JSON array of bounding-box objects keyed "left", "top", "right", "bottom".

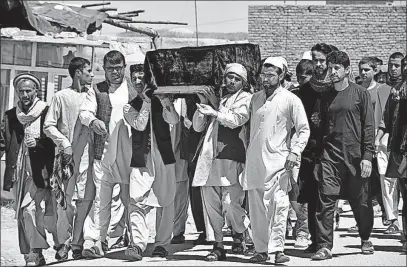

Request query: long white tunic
[
  {"left": 241, "top": 87, "right": 310, "bottom": 191},
  {"left": 44, "top": 88, "right": 94, "bottom": 200},
  {"left": 79, "top": 81, "right": 132, "bottom": 189},
  {"left": 192, "top": 90, "right": 252, "bottom": 187},
  {"left": 124, "top": 98, "right": 179, "bottom": 207}
]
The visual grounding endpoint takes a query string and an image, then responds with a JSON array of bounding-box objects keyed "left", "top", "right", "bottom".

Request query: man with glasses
[
  {"left": 243, "top": 57, "right": 310, "bottom": 264},
  {"left": 79, "top": 50, "right": 137, "bottom": 258}
]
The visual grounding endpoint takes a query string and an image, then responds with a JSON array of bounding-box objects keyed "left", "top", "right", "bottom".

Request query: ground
[{"left": 1, "top": 201, "right": 406, "bottom": 266}]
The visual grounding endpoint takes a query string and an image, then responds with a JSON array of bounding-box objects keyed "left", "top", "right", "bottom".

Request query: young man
[
  {"left": 122, "top": 73, "right": 179, "bottom": 261},
  {"left": 79, "top": 50, "right": 136, "bottom": 258},
  {"left": 312, "top": 51, "right": 375, "bottom": 260},
  {"left": 376, "top": 55, "right": 407, "bottom": 252},
  {"left": 288, "top": 58, "right": 314, "bottom": 249},
  {"left": 44, "top": 57, "right": 95, "bottom": 260},
  {"left": 295, "top": 43, "right": 338, "bottom": 254},
  {"left": 358, "top": 57, "right": 394, "bottom": 233},
  {"left": 243, "top": 57, "right": 310, "bottom": 264},
  {"left": 386, "top": 52, "right": 404, "bottom": 88},
  {"left": 0, "top": 73, "right": 58, "bottom": 266},
  {"left": 192, "top": 63, "right": 252, "bottom": 261}
]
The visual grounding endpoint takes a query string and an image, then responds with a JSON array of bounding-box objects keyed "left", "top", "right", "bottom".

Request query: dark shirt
[{"left": 316, "top": 82, "right": 375, "bottom": 196}]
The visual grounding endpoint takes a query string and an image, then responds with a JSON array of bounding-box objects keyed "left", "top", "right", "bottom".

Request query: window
[
  {"left": 0, "top": 69, "right": 11, "bottom": 120},
  {"left": 0, "top": 39, "right": 32, "bottom": 66},
  {"left": 36, "top": 43, "right": 77, "bottom": 68}
]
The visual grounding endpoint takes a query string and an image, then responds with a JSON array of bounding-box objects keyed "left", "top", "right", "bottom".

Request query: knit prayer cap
[{"left": 13, "top": 72, "right": 41, "bottom": 90}]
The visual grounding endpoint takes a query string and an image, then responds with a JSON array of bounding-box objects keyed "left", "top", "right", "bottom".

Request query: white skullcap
[
  {"left": 302, "top": 51, "right": 312, "bottom": 60},
  {"left": 263, "top": 56, "right": 288, "bottom": 72},
  {"left": 224, "top": 63, "right": 248, "bottom": 83}
]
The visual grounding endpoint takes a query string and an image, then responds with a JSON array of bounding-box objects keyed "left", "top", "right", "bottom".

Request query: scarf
[
  {"left": 309, "top": 72, "right": 334, "bottom": 93},
  {"left": 387, "top": 73, "right": 403, "bottom": 88},
  {"left": 16, "top": 98, "right": 47, "bottom": 139}
]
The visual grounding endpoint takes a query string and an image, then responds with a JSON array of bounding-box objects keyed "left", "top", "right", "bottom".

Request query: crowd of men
[{"left": 0, "top": 42, "right": 406, "bottom": 266}]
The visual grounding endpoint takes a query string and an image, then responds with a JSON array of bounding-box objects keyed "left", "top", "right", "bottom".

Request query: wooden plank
[
  {"left": 153, "top": 85, "right": 207, "bottom": 95},
  {"left": 118, "top": 10, "right": 145, "bottom": 15},
  {"left": 103, "top": 19, "right": 158, "bottom": 38},
  {"left": 107, "top": 14, "right": 134, "bottom": 22},
  {"left": 81, "top": 2, "right": 111, "bottom": 8},
  {"left": 129, "top": 20, "right": 187, "bottom": 25},
  {"left": 97, "top": 7, "right": 117, "bottom": 12}
]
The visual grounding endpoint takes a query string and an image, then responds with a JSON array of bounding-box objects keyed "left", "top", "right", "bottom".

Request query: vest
[
  {"left": 215, "top": 124, "right": 246, "bottom": 163},
  {"left": 93, "top": 79, "right": 138, "bottom": 160},
  {"left": 129, "top": 96, "right": 176, "bottom": 168}
]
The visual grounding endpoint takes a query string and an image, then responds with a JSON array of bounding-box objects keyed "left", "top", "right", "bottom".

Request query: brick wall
[
  {"left": 248, "top": 5, "right": 406, "bottom": 78},
  {"left": 326, "top": 0, "right": 392, "bottom": 5}
]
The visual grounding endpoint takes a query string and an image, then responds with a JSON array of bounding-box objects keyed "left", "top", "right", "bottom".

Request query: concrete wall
[{"left": 248, "top": 5, "right": 406, "bottom": 76}]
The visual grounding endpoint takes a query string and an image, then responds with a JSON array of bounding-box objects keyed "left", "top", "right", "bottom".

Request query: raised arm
[
  {"left": 123, "top": 101, "right": 150, "bottom": 131},
  {"left": 216, "top": 93, "right": 252, "bottom": 129}
]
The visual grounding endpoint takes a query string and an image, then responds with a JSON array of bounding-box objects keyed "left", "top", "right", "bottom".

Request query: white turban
[{"left": 224, "top": 63, "right": 248, "bottom": 83}]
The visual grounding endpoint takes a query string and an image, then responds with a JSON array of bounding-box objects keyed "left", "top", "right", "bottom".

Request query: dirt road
[{"left": 1, "top": 203, "right": 406, "bottom": 266}]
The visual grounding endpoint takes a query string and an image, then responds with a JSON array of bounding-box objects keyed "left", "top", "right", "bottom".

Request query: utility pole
[{"left": 194, "top": 0, "right": 199, "bottom": 46}]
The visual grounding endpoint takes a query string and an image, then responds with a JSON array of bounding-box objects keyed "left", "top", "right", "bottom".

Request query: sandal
[
  {"left": 231, "top": 241, "right": 244, "bottom": 254},
  {"left": 82, "top": 246, "right": 103, "bottom": 259},
  {"left": 205, "top": 247, "right": 226, "bottom": 261},
  {"left": 231, "top": 232, "right": 244, "bottom": 254},
  {"left": 384, "top": 224, "right": 400, "bottom": 234},
  {"left": 347, "top": 225, "right": 359, "bottom": 233},
  {"left": 311, "top": 247, "right": 332, "bottom": 261},
  {"left": 249, "top": 252, "right": 269, "bottom": 263}
]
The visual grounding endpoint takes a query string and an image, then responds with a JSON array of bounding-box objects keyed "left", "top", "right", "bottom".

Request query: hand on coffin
[
  {"left": 157, "top": 94, "right": 174, "bottom": 107},
  {"left": 196, "top": 103, "right": 218, "bottom": 117},
  {"left": 201, "top": 86, "right": 219, "bottom": 109},
  {"left": 140, "top": 85, "right": 152, "bottom": 103}
]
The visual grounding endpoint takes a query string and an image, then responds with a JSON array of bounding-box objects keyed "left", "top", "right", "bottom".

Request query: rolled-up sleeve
[
  {"left": 79, "top": 87, "right": 97, "bottom": 127},
  {"left": 192, "top": 110, "right": 208, "bottom": 132},
  {"left": 216, "top": 94, "right": 252, "bottom": 129},
  {"left": 123, "top": 102, "right": 151, "bottom": 131},
  {"left": 290, "top": 96, "right": 310, "bottom": 156},
  {"left": 44, "top": 95, "right": 71, "bottom": 150}
]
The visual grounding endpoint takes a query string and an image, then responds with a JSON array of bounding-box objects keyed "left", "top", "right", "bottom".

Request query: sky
[{"left": 59, "top": 1, "right": 329, "bottom": 35}]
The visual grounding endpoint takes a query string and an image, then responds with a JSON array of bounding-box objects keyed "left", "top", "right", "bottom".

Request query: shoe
[
  {"left": 205, "top": 245, "right": 226, "bottom": 261},
  {"left": 311, "top": 247, "right": 332, "bottom": 260},
  {"left": 382, "top": 216, "right": 391, "bottom": 227},
  {"left": 55, "top": 244, "right": 70, "bottom": 261},
  {"left": 82, "top": 245, "right": 103, "bottom": 259},
  {"left": 72, "top": 249, "right": 84, "bottom": 260},
  {"left": 110, "top": 235, "right": 129, "bottom": 250},
  {"left": 249, "top": 252, "right": 269, "bottom": 263},
  {"left": 294, "top": 237, "right": 311, "bottom": 249},
  {"left": 152, "top": 246, "right": 168, "bottom": 258},
  {"left": 384, "top": 223, "right": 400, "bottom": 234},
  {"left": 402, "top": 242, "right": 407, "bottom": 253},
  {"left": 275, "top": 251, "right": 290, "bottom": 264},
  {"left": 231, "top": 231, "right": 244, "bottom": 254},
  {"left": 347, "top": 225, "right": 359, "bottom": 233},
  {"left": 171, "top": 234, "right": 186, "bottom": 244},
  {"left": 193, "top": 233, "right": 211, "bottom": 245},
  {"left": 24, "top": 252, "right": 46, "bottom": 266},
  {"left": 304, "top": 244, "right": 317, "bottom": 253},
  {"left": 361, "top": 240, "right": 374, "bottom": 254},
  {"left": 125, "top": 245, "right": 143, "bottom": 261}
]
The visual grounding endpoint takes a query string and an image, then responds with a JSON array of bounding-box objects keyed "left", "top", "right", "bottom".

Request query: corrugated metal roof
[{"left": 0, "top": 0, "right": 107, "bottom": 35}]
